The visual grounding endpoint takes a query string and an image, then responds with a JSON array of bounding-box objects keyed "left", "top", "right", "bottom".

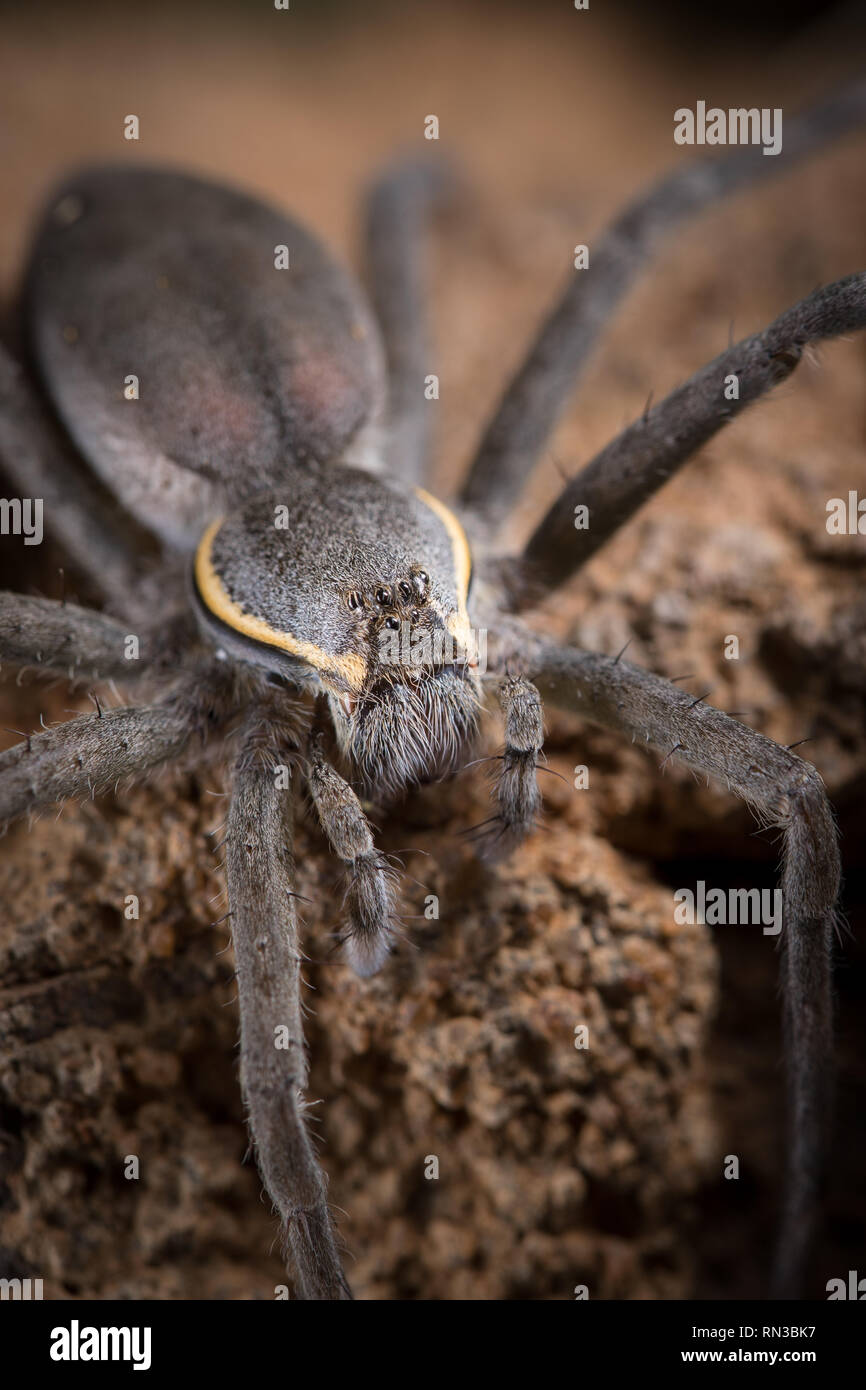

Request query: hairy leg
[
  {"left": 518, "top": 635, "right": 838, "bottom": 1299},
  {"left": 0, "top": 663, "right": 233, "bottom": 825},
  {"left": 0, "top": 343, "right": 152, "bottom": 600},
  {"left": 364, "top": 160, "right": 452, "bottom": 486},
  {"left": 306, "top": 734, "right": 395, "bottom": 976},
  {"left": 459, "top": 80, "right": 866, "bottom": 529},
  {"left": 226, "top": 720, "right": 349, "bottom": 1300},
  {"left": 480, "top": 673, "right": 543, "bottom": 855},
  {"left": 0, "top": 591, "right": 149, "bottom": 682},
  {"left": 509, "top": 274, "right": 866, "bottom": 601}
]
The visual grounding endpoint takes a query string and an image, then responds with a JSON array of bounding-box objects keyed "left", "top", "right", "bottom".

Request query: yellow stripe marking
[
  {"left": 414, "top": 488, "right": 473, "bottom": 647},
  {"left": 194, "top": 518, "right": 368, "bottom": 692}
]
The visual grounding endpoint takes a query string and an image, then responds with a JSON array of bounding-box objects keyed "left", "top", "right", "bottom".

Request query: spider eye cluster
[{"left": 345, "top": 569, "right": 430, "bottom": 615}]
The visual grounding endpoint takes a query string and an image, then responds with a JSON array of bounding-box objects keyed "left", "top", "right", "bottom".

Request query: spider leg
[
  {"left": 505, "top": 273, "right": 866, "bottom": 602},
  {"left": 305, "top": 737, "right": 395, "bottom": 976},
  {"left": 0, "top": 664, "right": 232, "bottom": 825},
  {"left": 486, "top": 673, "right": 544, "bottom": 856},
  {"left": 520, "top": 635, "right": 839, "bottom": 1300},
  {"left": 364, "top": 159, "right": 453, "bottom": 485},
  {"left": 226, "top": 725, "right": 349, "bottom": 1301},
  {"left": 0, "top": 592, "right": 150, "bottom": 682},
  {"left": 458, "top": 80, "right": 866, "bottom": 530},
  {"left": 0, "top": 343, "right": 150, "bottom": 599}
]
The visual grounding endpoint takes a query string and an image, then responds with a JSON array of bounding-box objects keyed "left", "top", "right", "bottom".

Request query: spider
[{"left": 1, "top": 81, "right": 864, "bottom": 1303}]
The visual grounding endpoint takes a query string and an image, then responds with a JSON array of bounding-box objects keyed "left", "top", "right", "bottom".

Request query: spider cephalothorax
[
  {"left": 191, "top": 465, "right": 482, "bottom": 798},
  {"left": 1, "top": 81, "right": 865, "bottom": 1302}
]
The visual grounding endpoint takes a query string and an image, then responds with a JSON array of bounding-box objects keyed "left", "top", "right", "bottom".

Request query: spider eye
[
  {"left": 413, "top": 571, "right": 429, "bottom": 598},
  {"left": 384, "top": 615, "right": 400, "bottom": 630},
  {"left": 398, "top": 580, "right": 412, "bottom": 602},
  {"left": 347, "top": 591, "right": 364, "bottom": 611},
  {"left": 375, "top": 587, "right": 393, "bottom": 606}
]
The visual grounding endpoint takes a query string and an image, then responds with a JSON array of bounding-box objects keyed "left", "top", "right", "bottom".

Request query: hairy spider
[{"left": 1, "top": 80, "right": 865, "bottom": 1302}]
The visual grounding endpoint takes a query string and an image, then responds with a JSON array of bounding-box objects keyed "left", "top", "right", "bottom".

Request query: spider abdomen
[{"left": 24, "top": 166, "right": 386, "bottom": 547}]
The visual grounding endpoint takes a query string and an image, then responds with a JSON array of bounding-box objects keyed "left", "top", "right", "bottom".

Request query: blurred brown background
[{"left": 1, "top": 0, "right": 865, "bottom": 1300}]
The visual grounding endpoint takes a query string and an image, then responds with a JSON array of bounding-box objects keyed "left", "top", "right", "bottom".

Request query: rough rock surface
[{"left": 0, "top": 760, "right": 718, "bottom": 1300}]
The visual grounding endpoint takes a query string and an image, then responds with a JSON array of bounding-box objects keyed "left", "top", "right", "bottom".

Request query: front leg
[
  {"left": 226, "top": 720, "right": 349, "bottom": 1301},
  {"left": 305, "top": 736, "right": 395, "bottom": 977},
  {"left": 490, "top": 674, "right": 544, "bottom": 855},
  {"left": 0, "top": 665, "right": 232, "bottom": 826},
  {"left": 0, "top": 592, "right": 148, "bottom": 682}
]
